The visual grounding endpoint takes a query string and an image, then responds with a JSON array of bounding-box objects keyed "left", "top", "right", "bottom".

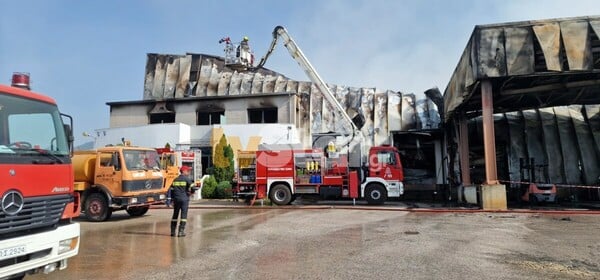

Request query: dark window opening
[
  {"left": 149, "top": 113, "right": 175, "bottom": 124},
  {"left": 197, "top": 111, "right": 224, "bottom": 125},
  {"left": 248, "top": 108, "right": 277, "bottom": 123},
  {"left": 199, "top": 147, "right": 212, "bottom": 176}
]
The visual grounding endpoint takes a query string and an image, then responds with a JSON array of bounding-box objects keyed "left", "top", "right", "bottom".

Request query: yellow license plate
[{"left": 147, "top": 197, "right": 154, "bottom": 202}]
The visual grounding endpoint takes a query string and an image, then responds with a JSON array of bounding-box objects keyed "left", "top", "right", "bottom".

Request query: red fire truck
[
  {"left": 0, "top": 73, "right": 80, "bottom": 279},
  {"left": 231, "top": 26, "right": 404, "bottom": 205},
  {"left": 235, "top": 145, "right": 404, "bottom": 205}
]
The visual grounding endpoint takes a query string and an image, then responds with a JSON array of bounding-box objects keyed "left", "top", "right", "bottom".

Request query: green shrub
[
  {"left": 215, "top": 181, "right": 232, "bottom": 199},
  {"left": 201, "top": 176, "right": 218, "bottom": 199}
]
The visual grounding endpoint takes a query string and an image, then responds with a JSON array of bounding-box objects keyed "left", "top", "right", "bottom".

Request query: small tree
[
  {"left": 213, "top": 134, "right": 234, "bottom": 183},
  {"left": 201, "top": 176, "right": 218, "bottom": 199}
]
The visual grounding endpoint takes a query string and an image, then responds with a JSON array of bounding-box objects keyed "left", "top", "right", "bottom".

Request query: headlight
[
  {"left": 159, "top": 194, "right": 166, "bottom": 199},
  {"left": 59, "top": 237, "right": 78, "bottom": 254},
  {"left": 130, "top": 197, "right": 138, "bottom": 204}
]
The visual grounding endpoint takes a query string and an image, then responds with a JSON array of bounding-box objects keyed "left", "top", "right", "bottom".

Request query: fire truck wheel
[
  {"left": 126, "top": 206, "right": 149, "bottom": 217},
  {"left": 365, "top": 184, "right": 387, "bottom": 205},
  {"left": 85, "top": 193, "right": 111, "bottom": 222},
  {"left": 270, "top": 184, "right": 292, "bottom": 205}
]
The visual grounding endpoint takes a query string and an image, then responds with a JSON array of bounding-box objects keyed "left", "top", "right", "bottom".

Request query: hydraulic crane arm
[{"left": 251, "top": 26, "right": 360, "bottom": 144}]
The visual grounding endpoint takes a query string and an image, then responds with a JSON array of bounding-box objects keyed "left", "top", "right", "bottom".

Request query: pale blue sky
[{"left": 1, "top": 0, "right": 599, "bottom": 146}]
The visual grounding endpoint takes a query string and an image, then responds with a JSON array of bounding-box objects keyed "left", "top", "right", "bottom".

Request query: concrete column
[{"left": 480, "top": 80, "right": 506, "bottom": 210}]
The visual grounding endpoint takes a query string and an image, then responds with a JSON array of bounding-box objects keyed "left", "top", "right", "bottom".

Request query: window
[
  {"left": 0, "top": 92, "right": 69, "bottom": 157},
  {"left": 377, "top": 151, "right": 396, "bottom": 165},
  {"left": 149, "top": 113, "right": 175, "bottom": 124},
  {"left": 248, "top": 108, "right": 277, "bottom": 123},
  {"left": 197, "top": 111, "right": 224, "bottom": 125}
]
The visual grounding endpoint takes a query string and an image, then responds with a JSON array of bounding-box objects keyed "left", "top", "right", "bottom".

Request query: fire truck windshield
[{"left": 0, "top": 92, "right": 70, "bottom": 160}]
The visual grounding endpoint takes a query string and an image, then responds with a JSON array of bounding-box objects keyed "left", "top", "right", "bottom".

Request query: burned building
[{"left": 444, "top": 15, "right": 600, "bottom": 207}]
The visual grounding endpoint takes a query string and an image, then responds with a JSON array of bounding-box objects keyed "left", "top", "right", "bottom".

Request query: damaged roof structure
[
  {"left": 444, "top": 16, "right": 600, "bottom": 202},
  {"left": 141, "top": 52, "right": 442, "bottom": 150}
]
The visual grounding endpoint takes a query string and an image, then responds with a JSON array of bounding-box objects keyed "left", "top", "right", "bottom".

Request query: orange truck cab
[{"left": 73, "top": 146, "right": 169, "bottom": 221}]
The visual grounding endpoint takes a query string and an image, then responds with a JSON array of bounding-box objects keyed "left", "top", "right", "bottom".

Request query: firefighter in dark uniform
[{"left": 166, "top": 165, "right": 196, "bottom": 237}]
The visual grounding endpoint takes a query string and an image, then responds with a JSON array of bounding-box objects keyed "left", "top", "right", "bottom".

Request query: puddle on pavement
[{"left": 32, "top": 209, "right": 277, "bottom": 280}]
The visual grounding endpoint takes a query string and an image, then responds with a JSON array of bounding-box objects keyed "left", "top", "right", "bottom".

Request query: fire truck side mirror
[{"left": 64, "top": 124, "right": 74, "bottom": 152}]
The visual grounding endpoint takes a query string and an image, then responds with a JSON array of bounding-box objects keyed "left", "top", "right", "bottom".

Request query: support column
[
  {"left": 458, "top": 114, "right": 478, "bottom": 204},
  {"left": 458, "top": 115, "right": 471, "bottom": 186},
  {"left": 480, "top": 80, "right": 507, "bottom": 210}
]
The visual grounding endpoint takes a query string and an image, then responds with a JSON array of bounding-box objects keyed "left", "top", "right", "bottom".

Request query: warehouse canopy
[{"left": 444, "top": 15, "right": 600, "bottom": 120}]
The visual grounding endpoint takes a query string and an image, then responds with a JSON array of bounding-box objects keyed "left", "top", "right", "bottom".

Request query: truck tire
[
  {"left": 270, "top": 184, "right": 292, "bottom": 206},
  {"left": 126, "top": 206, "right": 149, "bottom": 217},
  {"left": 365, "top": 184, "right": 387, "bottom": 205},
  {"left": 85, "top": 193, "right": 111, "bottom": 222}
]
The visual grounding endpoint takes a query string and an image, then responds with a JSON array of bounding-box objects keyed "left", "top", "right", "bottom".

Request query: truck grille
[
  {"left": 0, "top": 194, "right": 72, "bottom": 239},
  {"left": 122, "top": 179, "right": 164, "bottom": 192}
]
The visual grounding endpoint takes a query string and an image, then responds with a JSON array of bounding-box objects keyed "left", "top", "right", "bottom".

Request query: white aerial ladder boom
[{"left": 251, "top": 26, "right": 362, "bottom": 148}]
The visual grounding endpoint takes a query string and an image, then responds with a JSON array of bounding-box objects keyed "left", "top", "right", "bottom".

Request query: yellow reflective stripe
[
  {"left": 173, "top": 181, "right": 187, "bottom": 187},
  {"left": 171, "top": 219, "right": 178, "bottom": 222},
  {"left": 180, "top": 219, "right": 187, "bottom": 222}
]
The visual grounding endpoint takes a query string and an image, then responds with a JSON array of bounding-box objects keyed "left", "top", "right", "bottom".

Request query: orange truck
[
  {"left": 73, "top": 145, "right": 169, "bottom": 221},
  {"left": 0, "top": 73, "right": 80, "bottom": 279}
]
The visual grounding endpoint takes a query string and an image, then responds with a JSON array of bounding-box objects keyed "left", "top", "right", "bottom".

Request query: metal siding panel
[
  {"left": 569, "top": 105, "right": 599, "bottom": 185},
  {"left": 427, "top": 98, "right": 441, "bottom": 129},
  {"left": 196, "top": 59, "right": 212, "bottom": 97},
  {"left": 240, "top": 72, "right": 253, "bottom": 95},
  {"left": 584, "top": 105, "right": 600, "bottom": 160},
  {"left": 321, "top": 84, "right": 334, "bottom": 133},
  {"left": 309, "top": 83, "right": 323, "bottom": 134},
  {"left": 415, "top": 98, "right": 429, "bottom": 130},
  {"left": 401, "top": 94, "right": 416, "bottom": 131},
  {"left": 251, "top": 73, "right": 263, "bottom": 94},
  {"left": 523, "top": 109, "right": 548, "bottom": 183},
  {"left": 217, "top": 71, "right": 232, "bottom": 96},
  {"left": 297, "top": 92, "right": 311, "bottom": 148},
  {"left": 335, "top": 86, "right": 351, "bottom": 134},
  {"left": 387, "top": 91, "right": 402, "bottom": 131},
  {"left": 538, "top": 107, "right": 565, "bottom": 184},
  {"left": 504, "top": 27, "right": 534, "bottom": 75},
  {"left": 163, "top": 57, "right": 179, "bottom": 98},
  {"left": 285, "top": 80, "right": 299, "bottom": 93},
  {"left": 554, "top": 106, "right": 582, "bottom": 184},
  {"left": 477, "top": 28, "right": 506, "bottom": 77},
  {"left": 262, "top": 75, "right": 277, "bottom": 93},
  {"left": 360, "top": 88, "right": 375, "bottom": 148},
  {"left": 144, "top": 54, "right": 157, "bottom": 100},
  {"left": 444, "top": 45, "right": 471, "bottom": 119},
  {"left": 206, "top": 64, "right": 219, "bottom": 96},
  {"left": 505, "top": 112, "right": 528, "bottom": 184},
  {"left": 560, "top": 21, "right": 593, "bottom": 70},
  {"left": 175, "top": 55, "right": 192, "bottom": 98},
  {"left": 229, "top": 71, "right": 241, "bottom": 96},
  {"left": 274, "top": 76, "right": 287, "bottom": 93},
  {"left": 151, "top": 55, "right": 166, "bottom": 99},
  {"left": 297, "top": 82, "right": 311, "bottom": 147},
  {"left": 532, "top": 23, "right": 562, "bottom": 71},
  {"left": 590, "top": 20, "right": 600, "bottom": 49},
  {"left": 374, "top": 89, "right": 388, "bottom": 145}
]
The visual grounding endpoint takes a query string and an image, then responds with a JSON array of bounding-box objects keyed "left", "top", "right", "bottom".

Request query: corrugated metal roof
[{"left": 444, "top": 15, "right": 600, "bottom": 120}]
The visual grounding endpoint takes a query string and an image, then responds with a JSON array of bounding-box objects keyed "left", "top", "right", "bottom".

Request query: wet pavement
[{"left": 30, "top": 206, "right": 600, "bottom": 280}]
